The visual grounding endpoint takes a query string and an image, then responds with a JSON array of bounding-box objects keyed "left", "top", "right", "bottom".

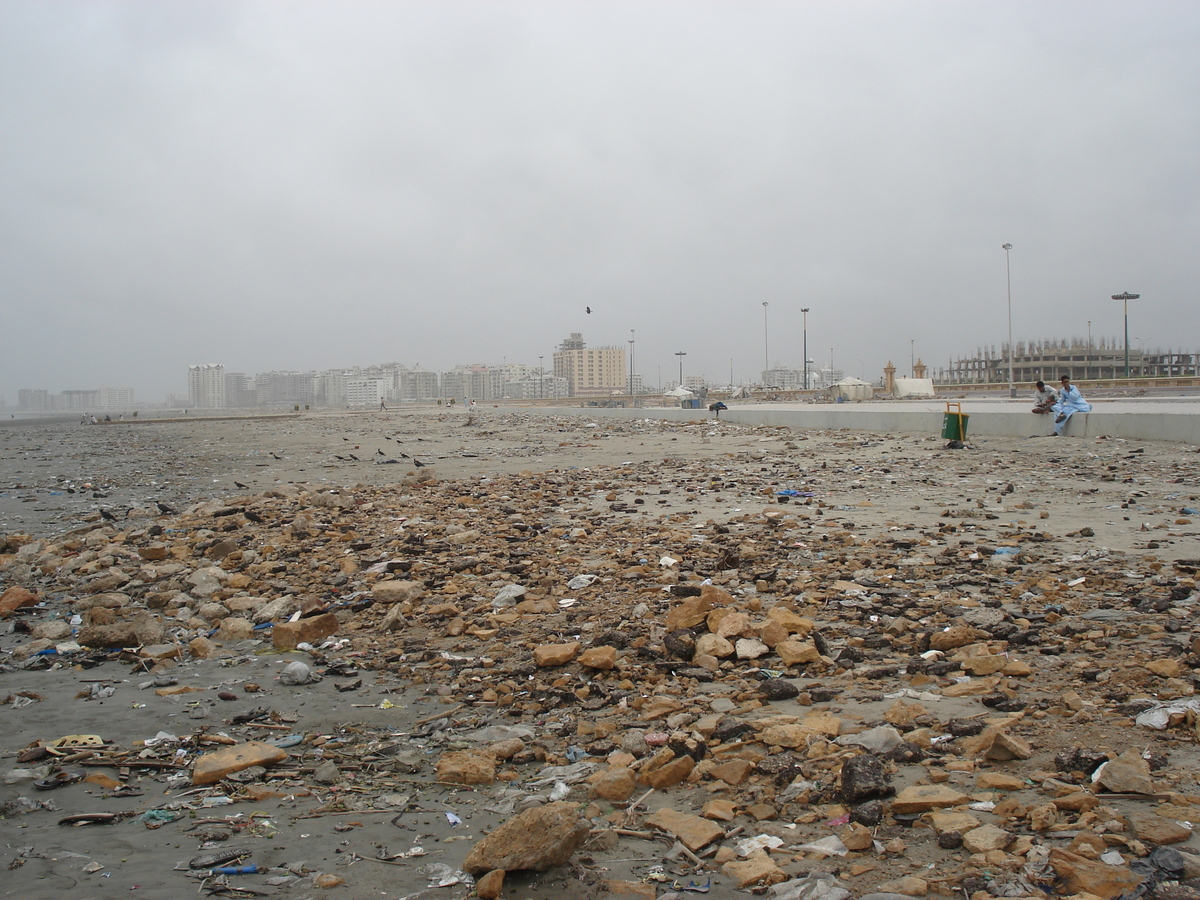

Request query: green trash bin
[{"left": 941, "top": 412, "right": 969, "bottom": 440}]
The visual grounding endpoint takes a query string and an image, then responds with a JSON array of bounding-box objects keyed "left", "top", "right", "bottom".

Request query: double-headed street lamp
[
  {"left": 1002, "top": 243, "right": 1015, "bottom": 397},
  {"left": 801, "top": 307, "right": 810, "bottom": 390},
  {"left": 1112, "top": 292, "right": 1140, "bottom": 378}
]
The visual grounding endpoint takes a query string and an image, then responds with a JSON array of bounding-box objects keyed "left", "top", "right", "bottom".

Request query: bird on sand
[
  {"left": 412, "top": 458, "right": 426, "bottom": 468},
  {"left": 156, "top": 502, "right": 175, "bottom": 515},
  {"left": 234, "top": 481, "right": 249, "bottom": 489}
]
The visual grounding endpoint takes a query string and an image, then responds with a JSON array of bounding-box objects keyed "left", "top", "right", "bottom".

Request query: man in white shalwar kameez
[{"left": 1052, "top": 376, "right": 1091, "bottom": 435}]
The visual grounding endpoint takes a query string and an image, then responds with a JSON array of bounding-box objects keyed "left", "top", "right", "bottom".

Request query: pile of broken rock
[{"left": 3, "top": 449, "right": 1200, "bottom": 899}]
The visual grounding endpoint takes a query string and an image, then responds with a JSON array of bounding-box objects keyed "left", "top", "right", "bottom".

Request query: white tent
[
  {"left": 829, "top": 377, "right": 874, "bottom": 401},
  {"left": 663, "top": 386, "right": 695, "bottom": 399},
  {"left": 892, "top": 377, "right": 935, "bottom": 399}
]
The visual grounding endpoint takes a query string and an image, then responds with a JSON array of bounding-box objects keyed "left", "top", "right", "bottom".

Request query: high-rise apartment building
[
  {"left": 553, "top": 333, "right": 626, "bottom": 397},
  {"left": 188, "top": 364, "right": 227, "bottom": 408}
]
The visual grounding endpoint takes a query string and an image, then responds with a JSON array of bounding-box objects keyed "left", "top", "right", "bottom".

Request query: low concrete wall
[{"left": 537, "top": 404, "right": 1200, "bottom": 444}]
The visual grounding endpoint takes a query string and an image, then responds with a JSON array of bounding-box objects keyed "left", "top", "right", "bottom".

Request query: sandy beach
[{"left": 2, "top": 408, "right": 1200, "bottom": 900}]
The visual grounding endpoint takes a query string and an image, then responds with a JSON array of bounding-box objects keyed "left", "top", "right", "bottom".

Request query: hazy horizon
[{"left": 3, "top": 2, "right": 1197, "bottom": 405}]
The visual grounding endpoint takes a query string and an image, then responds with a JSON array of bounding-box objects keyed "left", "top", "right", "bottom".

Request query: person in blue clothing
[{"left": 1052, "top": 375, "right": 1091, "bottom": 435}]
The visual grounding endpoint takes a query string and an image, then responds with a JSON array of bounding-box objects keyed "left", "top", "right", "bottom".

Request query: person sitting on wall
[
  {"left": 1052, "top": 375, "right": 1092, "bottom": 435},
  {"left": 1032, "top": 380, "right": 1057, "bottom": 414}
]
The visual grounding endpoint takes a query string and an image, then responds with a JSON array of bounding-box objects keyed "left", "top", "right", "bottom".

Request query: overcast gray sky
[{"left": 2, "top": 1, "right": 1197, "bottom": 403}]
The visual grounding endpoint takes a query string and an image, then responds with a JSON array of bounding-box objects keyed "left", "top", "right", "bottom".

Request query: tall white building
[
  {"left": 98, "top": 385, "right": 136, "bottom": 409},
  {"left": 188, "top": 364, "right": 227, "bottom": 408},
  {"left": 346, "top": 378, "right": 386, "bottom": 408}
]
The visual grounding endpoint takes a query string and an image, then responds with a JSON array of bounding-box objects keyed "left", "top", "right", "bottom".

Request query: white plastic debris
[
  {"left": 491, "top": 583, "right": 527, "bottom": 609},
  {"left": 836, "top": 725, "right": 904, "bottom": 753},
  {"left": 417, "top": 863, "right": 474, "bottom": 888},
  {"left": 737, "top": 834, "right": 785, "bottom": 857},
  {"left": 767, "top": 871, "right": 851, "bottom": 900},
  {"left": 567, "top": 574, "right": 598, "bottom": 590},
  {"left": 796, "top": 835, "right": 848, "bottom": 857},
  {"left": 1135, "top": 698, "right": 1200, "bottom": 730},
  {"left": 279, "top": 661, "right": 318, "bottom": 685}
]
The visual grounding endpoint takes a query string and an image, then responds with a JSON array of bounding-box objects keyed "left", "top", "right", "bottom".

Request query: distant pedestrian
[
  {"left": 1052, "top": 376, "right": 1091, "bottom": 435},
  {"left": 1031, "top": 381, "right": 1057, "bottom": 414},
  {"left": 380, "top": 398, "right": 387, "bottom": 411}
]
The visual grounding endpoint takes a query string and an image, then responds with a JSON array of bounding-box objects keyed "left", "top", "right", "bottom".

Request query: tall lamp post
[
  {"left": 1002, "top": 243, "right": 1015, "bottom": 397},
  {"left": 762, "top": 302, "right": 769, "bottom": 379},
  {"left": 628, "top": 330, "right": 635, "bottom": 397},
  {"left": 675, "top": 351, "right": 687, "bottom": 388},
  {"left": 801, "top": 307, "right": 810, "bottom": 390},
  {"left": 1112, "top": 292, "right": 1140, "bottom": 378},
  {"left": 538, "top": 355, "right": 544, "bottom": 400}
]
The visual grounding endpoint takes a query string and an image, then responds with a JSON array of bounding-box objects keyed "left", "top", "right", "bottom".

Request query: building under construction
[{"left": 938, "top": 338, "right": 1200, "bottom": 384}]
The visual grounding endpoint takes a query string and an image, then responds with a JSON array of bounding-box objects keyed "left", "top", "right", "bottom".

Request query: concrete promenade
[{"left": 543, "top": 397, "right": 1200, "bottom": 444}]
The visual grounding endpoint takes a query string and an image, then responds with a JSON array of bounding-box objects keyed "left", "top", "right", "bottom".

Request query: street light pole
[
  {"left": 1002, "top": 243, "right": 1014, "bottom": 397},
  {"left": 538, "top": 355, "right": 544, "bottom": 400},
  {"left": 628, "top": 330, "right": 635, "bottom": 397},
  {"left": 1112, "top": 292, "right": 1140, "bottom": 378},
  {"left": 762, "top": 302, "right": 769, "bottom": 379},
  {"left": 675, "top": 351, "right": 686, "bottom": 388},
  {"left": 801, "top": 307, "right": 810, "bottom": 390}
]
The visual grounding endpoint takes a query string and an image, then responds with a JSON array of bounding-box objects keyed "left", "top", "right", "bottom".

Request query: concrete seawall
[{"left": 538, "top": 399, "right": 1200, "bottom": 444}]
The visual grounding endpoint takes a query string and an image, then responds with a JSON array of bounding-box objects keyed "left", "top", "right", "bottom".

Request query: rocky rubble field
[{"left": 2, "top": 411, "right": 1200, "bottom": 900}]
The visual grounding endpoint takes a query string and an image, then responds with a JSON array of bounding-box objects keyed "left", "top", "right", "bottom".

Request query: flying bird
[
  {"left": 271, "top": 452, "right": 282, "bottom": 460},
  {"left": 586, "top": 306, "right": 592, "bottom": 314}
]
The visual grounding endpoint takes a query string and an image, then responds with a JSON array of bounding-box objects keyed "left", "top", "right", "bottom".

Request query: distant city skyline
[{"left": 11, "top": 327, "right": 1194, "bottom": 413}]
